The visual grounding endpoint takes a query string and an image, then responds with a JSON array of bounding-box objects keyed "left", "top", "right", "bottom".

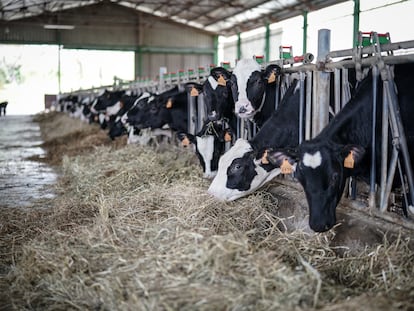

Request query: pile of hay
[{"left": 1, "top": 112, "right": 414, "bottom": 310}]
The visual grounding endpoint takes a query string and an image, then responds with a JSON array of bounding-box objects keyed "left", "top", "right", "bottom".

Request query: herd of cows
[{"left": 57, "top": 58, "right": 414, "bottom": 232}]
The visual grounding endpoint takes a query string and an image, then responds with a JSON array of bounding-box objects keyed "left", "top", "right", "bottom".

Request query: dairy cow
[
  {"left": 269, "top": 63, "right": 414, "bottom": 232},
  {"left": 178, "top": 120, "right": 233, "bottom": 179},
  {"left": 230, "top": 59, "right": 281, "bottom": 127},
  {"left": 208, "top": 79, "right": 301, "bottom": 201}
]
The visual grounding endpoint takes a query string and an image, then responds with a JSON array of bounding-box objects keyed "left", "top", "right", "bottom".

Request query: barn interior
[{"left": 1, "top": 1, "right": 414, "bottom": 310}]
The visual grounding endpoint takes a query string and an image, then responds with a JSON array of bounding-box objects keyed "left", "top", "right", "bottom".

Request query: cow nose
[{"left": 239, "top": 106, "right": 247, "bottom": 114}]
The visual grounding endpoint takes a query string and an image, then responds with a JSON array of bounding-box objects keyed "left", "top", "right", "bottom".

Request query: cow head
[
  {"left": 208, "top": 138, "right": 285, "bottom": 201},
  {"left": 268, "top": 142, "right": 365, "bottom": 232},
  {"left": 178, "top": 121, "right": 233, "bottom": 179},
  {"left": 231, "top": 59, "right": 281, "bottom": 119},
  {"left": 204, "top": 67, "right": 233, "bottom": 121}
]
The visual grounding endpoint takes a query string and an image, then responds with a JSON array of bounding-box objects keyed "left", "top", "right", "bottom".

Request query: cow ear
[
  {"left": 222, "top": 128, "right": 233, "bottom": 142},
  {"left": 177, "top": 133, "right": 195, "bottom": 147},
  {"left": 210, "top": 67, "right": 232, "bottom": 81},
  {"left": 264, "top": 64, "right": 282, "bottom": 84},
  {"left": 266, "top": 148, "right": 298, "bottom": 174},
  {"left": 342, "top": 145, "right": 365, "bottom": 169}
]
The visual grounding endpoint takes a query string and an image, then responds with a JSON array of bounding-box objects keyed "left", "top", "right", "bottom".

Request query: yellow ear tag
[
  {"left": 224, "top": 131, "right": 232, "bottom": 142},
  {"left": 181, "top": 136, "right": 190, "bottom": 147},
  {"left": 166, "top": 98, "right": 173, "bottom": 109},
  {"left": 344, "top": 151, "right": 355, "bottom": 168},
  {"left": 268, "top": 71, "right": 276, "bottom": 84},
  {"left": 281, "top": 159, "right": 293, "bottom": 174},
  {"left": 190, "top": 87, "right": 199, "bottom": 97},
  {"left": 217, "top": 74, "right": 227, "bottom": 86},
  {"left": 261, "top": 150, "right": 269, "bottom": 165}
]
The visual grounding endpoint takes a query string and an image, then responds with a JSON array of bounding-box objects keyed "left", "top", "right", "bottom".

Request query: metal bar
[
  {"left": 334, "top": 68, "right": 341, "bottom": 115},
  {"left": 282, "top": 53, "right": 414, "bottom": 73},
  {"left": 328, "top": 40, "right": 414, "bottom": 59},
  {"left": 314, "top": 29, "right": 331, "bottom": 136},
  {"left": 305, "top": 71, "right": 312, "bottom": 140},
  {"left": 265, "top": 23, "right": 270, "bottom": 62},
  {"left": 379, "top": 81, "right": 389, "bottom": 211},
  {"left": 302, "top": 11, "right": 308, "bottom": 54},
  {"left": 369, "top": 66, "right": 378, "bottom": 209},
  {"left": 299, "top": 71, "right": 305, "bottom": 144},
  {"left": 353, "top": 0, "right": 360, "bottom": 47},
  {"left": 197, "top": 93, "right": 206, "bottom": 132},
  {"left": 380, "top": 147, "right": 399, "bottom": 213},
  {"left": 384, "top": 73, "right": 414, "bottom": 213}
]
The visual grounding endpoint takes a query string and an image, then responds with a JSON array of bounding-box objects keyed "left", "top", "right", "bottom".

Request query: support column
[
  {"left": 237, "top": 32, "right": 242, "bottom": 60},
  {"left": 313, "top": 29, "right": 331, "bottom": 137},
  {"left": 265, "top": 23, "right": 270, "bottom": 62},
  {"left": 303, "top": 11, "right": 308, "bottom": 54},
  {"left": 213, "top": 35, "right": 219, "bottom": 66},
  {"left": 353, "top": 0, "right": 360, "bottom": 47}
]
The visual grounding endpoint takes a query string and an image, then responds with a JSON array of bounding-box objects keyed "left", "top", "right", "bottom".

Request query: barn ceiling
[{"left": 0, "top": 0, "right": 348, "bottom": 36}]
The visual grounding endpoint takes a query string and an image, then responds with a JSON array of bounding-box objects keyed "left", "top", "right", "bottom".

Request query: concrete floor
[{"left": 0, "top": 115, "right": 57, "bottom": 208}]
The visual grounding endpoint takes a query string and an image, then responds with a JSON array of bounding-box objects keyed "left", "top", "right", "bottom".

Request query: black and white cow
[
  {"left": 208, "top": 78, "right": 301, "bottom": 201},
  {"left": 90, "top": 89, "right": 125, "bottom": 129},
  {"left": 141, "top": 86, "right": 188, "bottom": 133},
  {"left": 269, "top": 63, "right": 414, "bottom": 232},
  {"left": 108, "top": 92, "right": 152, "bottom": 140},
  {"left": 178, "top": 120, "right": 233, "bottom": 179},
  {"left": 230, "top": 58, "right": 281, "bottom": 127}
]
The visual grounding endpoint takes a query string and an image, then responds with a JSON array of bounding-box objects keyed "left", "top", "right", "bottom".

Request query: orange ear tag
[
  {"left": 261, "top": 150, "right": 269, "bottom": 165},
  {"left": 224, "top": 131, "right": 232, "bottom": 142},
  {"left": 344, "top": 151, "right": 355, "bottom": 168},
  {"left": 181, "top": 136, "right": 190, "bottom": 147},
  {"left": 217, "top": 74, "right": 227, "bottom": 86},
  {"left": 268, "top": 71, "right": 276, "bottom": 84},
  {"left": 281, "top": 159, "right": 293, "bottom": 174},
  {"left": 166, "top": 98, "right": 173, "bottom": 109},
  {"left": 190, "top": 87, "right": 199, "bottom": 97}
]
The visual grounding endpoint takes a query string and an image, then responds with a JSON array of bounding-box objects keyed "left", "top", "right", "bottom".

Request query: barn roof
[{"left": 0, "top": 0, "right": 348, "bottom": 36}]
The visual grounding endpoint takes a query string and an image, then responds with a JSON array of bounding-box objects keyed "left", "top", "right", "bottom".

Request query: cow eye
[{"left": 330, "top": 172, "right": 339, "bottom": 186}]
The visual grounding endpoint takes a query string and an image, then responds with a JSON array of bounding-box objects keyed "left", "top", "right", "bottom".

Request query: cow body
[
  {"left": 271, "top": 63, "right": 414, "bottom": 232},
  {"left": 208, "top": 79, "right": 301, "bottom": 201}
]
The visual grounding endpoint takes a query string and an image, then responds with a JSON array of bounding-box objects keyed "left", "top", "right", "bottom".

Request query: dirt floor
[{"left": 0, "top": 112, "right": 413, "bottom": 311}]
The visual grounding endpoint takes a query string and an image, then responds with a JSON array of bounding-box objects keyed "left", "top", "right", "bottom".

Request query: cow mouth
[{"left": 235, "top": 102, "right": 255, "bottom": 119}]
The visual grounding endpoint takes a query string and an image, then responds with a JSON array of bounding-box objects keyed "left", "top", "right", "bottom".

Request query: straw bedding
[{"left": 0, "top": 112, "right": 413, "bottom": 310}]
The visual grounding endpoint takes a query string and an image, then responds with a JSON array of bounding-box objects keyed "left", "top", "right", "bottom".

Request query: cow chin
[
  {"left": 235, "top": 101, "right": 255, "bottom": 119},
  {"left": 307, "top": 197, "right": 337, "bottom": 232}
]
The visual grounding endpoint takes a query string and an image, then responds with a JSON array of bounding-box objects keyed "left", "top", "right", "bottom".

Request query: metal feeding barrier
[{"left": 60, "top": 28, "right": 414, "bottom": 220}]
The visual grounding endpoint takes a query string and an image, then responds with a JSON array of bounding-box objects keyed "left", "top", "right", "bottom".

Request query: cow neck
[{"left": 317, "top": 74, "right": 374, "bottom": 148}]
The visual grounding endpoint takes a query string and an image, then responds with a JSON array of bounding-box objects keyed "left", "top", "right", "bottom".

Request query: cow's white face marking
[
  {"left": 233, "top": 59, "right": 261, "bottom": 118},
  {"left": 303, "top": 151, "right": 322, "bottom": 169},
  {"left": 208, "top": 76, "right": 218, "bottom": 90},
  {"left": 208, "top": 138, "right": 281, "bottom": 201},
  {"left": 196, "top": 135, "right": 216, "bottom": 179}
]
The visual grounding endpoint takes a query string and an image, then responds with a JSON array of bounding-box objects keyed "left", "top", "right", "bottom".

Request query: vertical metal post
[
  {"left": 213, "top": 35, "right": 219, "bottom": 66},
  {"left": 379, "top": 81, "right": 389, "bottom": 211},
  {"left": 353, "top": 0, "right": 360, "bottom": 47},
  {"left": 369, "top": 66, "right": 378, "bottom": 209},
  {"left": 58, "top": 44, "right": 62, "bottom": 94},
  {"left": 265, "top": 23, "right": 270, "bottom": 62},
  {"left": 197, "top": 93, "right": 206, "bottom": 132},
  {"left": 305, "top": 71, "right": 312, "bottom": 140},
  {"left": 313, "top": 29, "right": 331, "bottom": 137},
  {"left": 334, "top": 68, "right": 341, "bottom": 115},
  {"left": 303, "top": 11, "right": 308, "bottom": 54},
  {"left": 299, "top": 71, "right": 305, "bottom": 144},
  {"left": 237, "top": 32, "right": 242, "bottom": 60},
  {"left": 187, "top": 92, "right": 197, "bottom": 135}
]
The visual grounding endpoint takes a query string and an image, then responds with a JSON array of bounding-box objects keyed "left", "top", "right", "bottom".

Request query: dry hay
[{"left": 1, "top": 112, "right": 414, "bottom": 310}]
